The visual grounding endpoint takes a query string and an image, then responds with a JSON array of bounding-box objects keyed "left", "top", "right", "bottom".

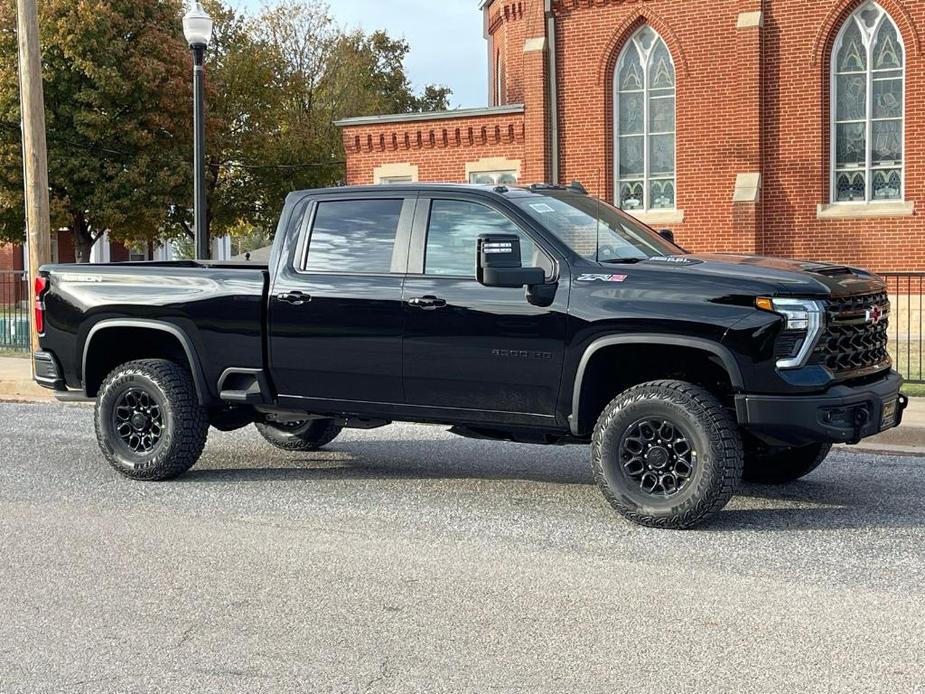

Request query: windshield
[{"left": 514, "top": 193, "right": 681, "bottom": 263}]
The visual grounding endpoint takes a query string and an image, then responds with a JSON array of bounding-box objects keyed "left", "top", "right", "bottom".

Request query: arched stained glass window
[
  {"left": 832, "top": 2, "right": 905, "bottom": 203},
  {"left": 615, "top": 26, "right": 676, "bottom": 211}
]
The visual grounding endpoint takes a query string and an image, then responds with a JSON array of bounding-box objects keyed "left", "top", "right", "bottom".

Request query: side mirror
[
  {"left": 477, "top": 234, "right": 545, "bottom": 289},
  {"left": 659, "top": 229, "right": 676, "bottom": 244}
]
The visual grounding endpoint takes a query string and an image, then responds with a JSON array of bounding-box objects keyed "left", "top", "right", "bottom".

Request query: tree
[
  {"left": 204, "top": 1, "right": 454, "bottom": 243},
  {"left": 0, "top": 0, "right": 192, "bottom": 261},
  {"left": 0, "top": 0, "right": 454, "bottom": 258}
]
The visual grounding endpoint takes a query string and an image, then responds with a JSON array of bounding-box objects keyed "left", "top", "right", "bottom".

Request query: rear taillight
[{"left": 34, "top": 276, "right": 48, "bottom": 335}]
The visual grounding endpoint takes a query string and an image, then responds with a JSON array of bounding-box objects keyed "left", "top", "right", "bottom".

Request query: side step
[{"left": 218, "top": 368, "right": 272, "bottom": 405}]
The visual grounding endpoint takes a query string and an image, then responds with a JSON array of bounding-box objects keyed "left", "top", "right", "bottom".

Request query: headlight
[{"left": 756, "top": 297, "right": 826, "bottom": 369}]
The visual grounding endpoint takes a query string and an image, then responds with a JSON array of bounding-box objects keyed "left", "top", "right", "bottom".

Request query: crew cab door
[
  {"left": 269, "top": 194, "right": 415, "bottom": 407},
  {"left": 402, "top": 195, "right": 568, "bottom": 418}
]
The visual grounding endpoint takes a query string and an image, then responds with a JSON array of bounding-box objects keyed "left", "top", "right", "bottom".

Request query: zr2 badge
[{"left": 577, "top": 274, "right": 628, "bottom": 283}]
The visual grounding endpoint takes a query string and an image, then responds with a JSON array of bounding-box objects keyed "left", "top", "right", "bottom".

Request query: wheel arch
[
  {"left": 81, "top": 319, "right": 210, "bottom": 404},
  {"left": 569, "top": 335, "right": 744, "bottom": 436}
]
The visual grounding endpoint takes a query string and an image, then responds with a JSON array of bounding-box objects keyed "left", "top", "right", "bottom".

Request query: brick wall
[
  {"left": 0, "top": 243, "right": 24, "bottom": 272},
  {"left": 488, "top": 1, "right": 549, "bottom": 106},
  {"left": 0, "top": 243, "right": 25, "bottom": 305},
  {"left": 341, "top": 111, "right": 528, "bottom": 185},
  {"left": 339, "top": 0, "right": 925, "bottom": 271},
  {"left": 554, "top": 0, "right": 766, "bottom": 253},
  {"left": 760, "top": 0, "right": 924, "bottom": 271}
]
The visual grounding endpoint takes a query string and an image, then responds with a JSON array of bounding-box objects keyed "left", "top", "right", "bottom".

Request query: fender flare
[
  {"left": 82, "top": 319, "right": 210, "bottom": 404},
  {"left": 568, "top": 334, "right": 744, "bottom": 436}
]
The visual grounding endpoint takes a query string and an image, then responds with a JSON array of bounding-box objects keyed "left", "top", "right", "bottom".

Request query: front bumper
[{"left": 736, "top": 370, "right": 906, "bottom": 446}]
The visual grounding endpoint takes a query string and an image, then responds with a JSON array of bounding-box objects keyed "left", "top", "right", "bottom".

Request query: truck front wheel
[
  {"left": 592, "top": 380, "right": 744, "bottom": 529},
  {"left": 95, "top": 359, "right": 209, "bottom": 481},
  {"left": 255, "top": 420, "right": 343, "bottom": 452},
  {"left": 743, "top": 442, "right": 832, "bottom": 484}
]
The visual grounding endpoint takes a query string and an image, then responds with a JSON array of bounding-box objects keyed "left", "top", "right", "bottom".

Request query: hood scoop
[{"left": 804, "top": 265, "right": 855, "bottom": 278}]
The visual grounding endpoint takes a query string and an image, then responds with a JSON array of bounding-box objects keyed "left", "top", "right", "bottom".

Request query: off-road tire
[
  {"left": 255, "top": 419, "right": 343, "bottom": 452},
  {"left": 743, "top": 442, "right": 832, "bottom": 484},
  {"left": 95, "top": 359, "right": 209, "bottom": 481},
  {"left": 592, "top": 380, "right": 743, "bottom": 529}
]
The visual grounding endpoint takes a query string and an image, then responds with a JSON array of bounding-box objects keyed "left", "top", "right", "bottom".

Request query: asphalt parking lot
[{"left": 1, "top": 401, "right": 924, "bottom": 693}]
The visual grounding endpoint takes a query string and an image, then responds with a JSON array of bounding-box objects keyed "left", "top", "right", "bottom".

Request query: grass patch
[
  {"left": 890, "top": 340, "right": 924, "bottom": 383},
  {"left": 0, "top": 349, "right": 29, "bottom": 358}
]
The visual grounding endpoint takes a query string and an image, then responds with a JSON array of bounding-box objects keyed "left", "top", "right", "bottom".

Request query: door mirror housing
[
  {"left": 477, "top": 234, "right": 546, "bottom": 288},
  {"left": 659, "top": 228, "right": 675, "bottom": 244}
]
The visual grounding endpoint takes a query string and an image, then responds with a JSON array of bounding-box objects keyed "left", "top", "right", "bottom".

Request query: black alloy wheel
[
  {"left": 619, "top": 417, "right": 697, "bottom": 497},
  {"left": 112, "top": 388, "right": 165, "bottom": 455}
]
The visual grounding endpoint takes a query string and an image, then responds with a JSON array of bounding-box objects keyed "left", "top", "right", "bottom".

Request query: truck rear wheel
[
  {"left": 591, "top": 380, "right": 743, "bottom": 529},
  {"left": 95, "top": 359, "right": 209, "bottom": 481},
  {"left": 255, "top": 419, "right": 343, "bottom": 452},
  {"left": 743, "top": 442, "right": 832, "bottom": 484}
]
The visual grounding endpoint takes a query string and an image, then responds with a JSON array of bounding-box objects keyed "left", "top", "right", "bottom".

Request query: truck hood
[{"left": 640, "top": 253, "right": 885, "bottom": 298}]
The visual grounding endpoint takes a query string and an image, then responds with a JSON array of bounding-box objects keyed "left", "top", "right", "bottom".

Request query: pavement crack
[
  {"left": 176, "top": 623, "right": 196, "bottom": 648},
  {"left": 364, "top": 659, "right": 393, "bottom": 693}
]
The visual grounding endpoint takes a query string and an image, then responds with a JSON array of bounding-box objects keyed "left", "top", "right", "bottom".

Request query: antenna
[{"left": 595, "top": 169, "right": 603, "bottom": 263}]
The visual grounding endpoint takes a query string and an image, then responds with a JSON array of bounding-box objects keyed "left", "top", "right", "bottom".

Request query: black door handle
[
  {"left": 277, "top": 291, "right": 311, "bottom": 306},
  {"left": 408, "top": 296, "right": 447, "bottom": 311}
]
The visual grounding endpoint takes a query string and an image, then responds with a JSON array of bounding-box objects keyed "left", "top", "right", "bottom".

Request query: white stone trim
[
  {"left": 90, "top": 232, "right": 111, "bottom": 264},
  {"left": 737, "top": 11, "right": 763, "bottom": 29},
  {"left": 211, "top": 236, "right": 232, "bottom": 261},
  {"left": 628, "top": 209, "right": 686, "bottom": 226},
  {"left": 523, "top": 37, "right": 546, "bottom": 53},
  {"left": 373, "top": 163, "right": 419, "bottom": 184},
  {"left": 733, "top": 173, "right": 762, "bottom": 203},
  {"left": 816, "top": 201, "right": 915, "bottom": 220},
  {"left": 465, "top": 157, "right": 522, "bottom": 181}
]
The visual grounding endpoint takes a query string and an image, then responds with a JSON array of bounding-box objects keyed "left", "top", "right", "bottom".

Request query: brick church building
[{"left": 336, "top": 0, "right": 924, "bottom": 272}]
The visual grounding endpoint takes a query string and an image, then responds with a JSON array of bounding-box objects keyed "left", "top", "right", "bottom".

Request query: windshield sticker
[
  {"left": 529, "top": 203, "right": 556, "bottom": 214},
  {"left": 577, "top": 274, "right": 628, "bottom": 283}
]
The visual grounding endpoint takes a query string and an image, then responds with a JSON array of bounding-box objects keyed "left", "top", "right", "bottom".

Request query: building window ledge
[
  {"left": 816, "top": 201, "right": 914, "bottom": 220},
  {"left": 627, "top": 209, "right": 685, "bottom": 226}
]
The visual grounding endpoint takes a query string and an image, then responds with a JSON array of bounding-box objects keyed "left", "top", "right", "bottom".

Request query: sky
[{"left": 236, "top": 0, "right": 488, "bottom": 108}]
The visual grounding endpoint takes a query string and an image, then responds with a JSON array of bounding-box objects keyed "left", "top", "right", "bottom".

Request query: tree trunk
[{"left": 72, "top": 210, "right": 94, "bottom": 264}]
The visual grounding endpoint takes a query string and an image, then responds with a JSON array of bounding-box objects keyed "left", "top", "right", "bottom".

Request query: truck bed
[{"left": 40, "top": 262, "right": 270, "bottom": 400}]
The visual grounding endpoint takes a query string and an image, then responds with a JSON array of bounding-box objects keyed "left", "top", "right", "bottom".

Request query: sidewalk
[
  {"left": 0, "top": 355, "right": 53, "bottom": 402},
  {"left": 0, "top": 355, "right": 923, "bottom": 454}
]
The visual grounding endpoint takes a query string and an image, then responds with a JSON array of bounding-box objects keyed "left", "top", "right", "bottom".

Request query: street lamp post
[{"left": 183, "top": 2, "right": 214, "bottom": 262}]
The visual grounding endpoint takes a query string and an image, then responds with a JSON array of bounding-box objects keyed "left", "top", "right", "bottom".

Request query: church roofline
[{"left": 335, "top": 104, "right": 525, "bottom": 128}]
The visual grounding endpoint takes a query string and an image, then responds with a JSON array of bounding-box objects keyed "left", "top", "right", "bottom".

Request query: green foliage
[
  {"left": 0, "top": 0, "right": 453, "bottom": 258},
  {"left": 0, "top": 0, "right": 193, "bottom": 259}
]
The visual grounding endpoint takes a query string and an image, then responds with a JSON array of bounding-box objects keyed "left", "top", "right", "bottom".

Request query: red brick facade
[
  {"left": 0, "top": 242, "right": 26, "bottom": 304},
  {"left": 338, "top": 0, "right": 925, "bottom": 272}
]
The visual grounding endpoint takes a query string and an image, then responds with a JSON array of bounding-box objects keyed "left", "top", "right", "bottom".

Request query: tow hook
[{"left": 847, "top": 408, "right": 870, "bottom": 446}]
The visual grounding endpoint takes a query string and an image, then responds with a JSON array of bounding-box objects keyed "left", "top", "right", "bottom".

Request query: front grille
[{"left": 812, "top": 292, "right": 891, "bottom": 376}]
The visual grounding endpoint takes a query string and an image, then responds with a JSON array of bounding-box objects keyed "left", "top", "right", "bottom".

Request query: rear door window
[{"left": 304, "top": 199, "right": 404, "bottom": 274}]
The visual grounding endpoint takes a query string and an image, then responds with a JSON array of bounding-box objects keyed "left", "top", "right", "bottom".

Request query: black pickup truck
[{"left": 34, "top": 183, "right": 906, "bottom": 528}]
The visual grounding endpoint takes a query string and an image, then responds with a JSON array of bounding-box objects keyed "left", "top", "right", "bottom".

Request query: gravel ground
[{"left": 1, "top": 401, "right": 923, "bottom": 693}]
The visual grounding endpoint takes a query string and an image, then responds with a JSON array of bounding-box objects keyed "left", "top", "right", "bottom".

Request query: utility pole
[{"left": 16, "top": 0, "right": 51, "bottom": 358}]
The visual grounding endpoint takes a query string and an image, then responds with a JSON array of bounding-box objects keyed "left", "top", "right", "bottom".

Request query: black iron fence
[
  {"left": 883, "top": 273, "right": 925, "bottom": 384},
  {"left": 0, "top": 270, "right": 29, "bottom": 353}
]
